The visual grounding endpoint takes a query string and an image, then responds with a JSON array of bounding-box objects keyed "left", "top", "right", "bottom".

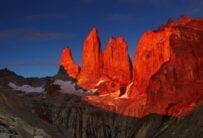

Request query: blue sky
[{"left": 0, "top": 0, "right": 202, "bottom": 77}]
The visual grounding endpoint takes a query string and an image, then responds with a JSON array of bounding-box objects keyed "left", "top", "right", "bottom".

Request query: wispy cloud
[
  {"left": 24, "top": 13, "right": 67, "bottom": 20},
  {"left": 106, "top": 13, "right": 134, "bottom": 22},
  {"left": 0, "top": 61, "right": 59, "bottom": 67},
  {"left": 0, "top": 28, "right": 73, "bottom": 40}
]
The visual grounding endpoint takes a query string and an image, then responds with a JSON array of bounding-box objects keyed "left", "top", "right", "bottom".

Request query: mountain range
[
  {"left": 61, "top": 16, "right": 203, "bottom": 118},
  {"left": 0, "top": 16, "right": 202, "bottom": 138}
]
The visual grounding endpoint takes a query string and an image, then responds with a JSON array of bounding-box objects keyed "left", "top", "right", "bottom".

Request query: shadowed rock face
[
  {"left": 60, "top": 47, "right": 80, "bottom": 78},
  {"left": 77, "top": 28, "right": 102, "bottom": 90},
  {"left": 32, "top": 94, "right": 203, "bottom": 138},
  {"left": 0, "top": 87, "right": 65, "bottom": 137},
  {"left": 0, "top": 86, "right": 202, "bottom": 138}
]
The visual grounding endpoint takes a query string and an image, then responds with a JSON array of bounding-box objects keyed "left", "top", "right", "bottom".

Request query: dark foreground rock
[
  {"left": 0, "top": 88, "right": 66, "bottom": 138},
  {"left": 0, "top": 87, "right": 202, "bottom": 138}
]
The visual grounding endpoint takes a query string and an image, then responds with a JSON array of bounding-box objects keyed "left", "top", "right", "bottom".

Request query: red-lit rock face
[
  {"left": 60, "top": 16, "right": 203, "bottom": 118},
  {"left": 77, "top": 28, "right": 102, "bottom": 89},
  {"left": 130, "top": 30, "right": 172, "bottom": 98},
  {"left": 83, "top": 16, "right": 203, "bottom": 117},
  {"left": 100, "top": 36, "right": 132, "bottom": 94},
  {"left": 60, "top": 47, "right": 80, "bottom": 78},
  {"left": 125, "top": 17, "right": 203, "bottom": 117},
  {"left": 144, "top": 17, "right": 203, "bottom": 116}
]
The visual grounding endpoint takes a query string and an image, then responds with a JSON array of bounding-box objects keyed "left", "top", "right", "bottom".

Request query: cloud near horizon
[
  {"left": 0, "top": 61, "right": 59, "bottom": 67},
  {"left": 24, "top": 13, "right": 67, "bottom": 20},
  {"left": 0, "top": 28, "right": 73, "bottom": 40}
]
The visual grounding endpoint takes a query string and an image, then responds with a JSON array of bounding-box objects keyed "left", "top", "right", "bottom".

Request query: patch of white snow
[
  {"left": 119, "top": 82, "right": 133, "bottom": 98},
  {"left": 95, "top": 79, "right": 106, "bottom": 87},
  {"left": 8, "top": 82, "right": 44, "bottom": 93},
  {"left": 53, "top": 80, "right": 91, "bottom": 96}
]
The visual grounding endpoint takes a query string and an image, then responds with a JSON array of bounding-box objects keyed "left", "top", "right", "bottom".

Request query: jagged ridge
[{"left": 60, "top": 16, "right": 203, "bottom": 117}]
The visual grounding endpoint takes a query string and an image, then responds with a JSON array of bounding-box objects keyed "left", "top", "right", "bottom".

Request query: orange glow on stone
[
  {"left": 60, "top": 47, "right": 80, "bottom": 78},
  {"left": 60, "top": 16, "right": 203, "bottom": 118}
]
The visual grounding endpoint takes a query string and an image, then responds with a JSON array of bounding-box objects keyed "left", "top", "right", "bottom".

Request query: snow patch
[
  {"left": 88, "top": 88, "right": 98, "bottom": 93},
  {"left": 120, "top": 82, "right": 133, "bottom": 98},
  {"left": 95, "top": 79, "right": 106, "bottom": 87},
  {"left": 86, "top": 79, "right": 106, "bottom": 93},
  {"left": 8, "top": 82, "right": 44, "bottom": 93},
  {"left": 53, "top": 80, "right": 91, "bottom": 96},
  {"left": 100, "top": 90, "right": 120, "bottom": 97}
]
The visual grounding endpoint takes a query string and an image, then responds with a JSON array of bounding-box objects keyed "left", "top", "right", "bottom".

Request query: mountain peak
[
  {"left": 61, "top": 47, "right": 72, "bottom": 61},
  {"left": 101, "top": 36, "right": 132, "bottom": 94},
  {"left": 86, "top": 27, "right": 99, "bottom": 40},
  {"left": 60, "top": 46, "right": 80, "bottom": 78},
  {"left": 77, "top": 27, "right": 102, "bottom": 89},
  {"left": 82, "top": 17, "right": 203, "bottom": 117},
  {"left": 60, "top": 16, "right": 203, "bottom": 118},
  {"left": 0, "top": 68, "right": 18, "bottom": 77}
]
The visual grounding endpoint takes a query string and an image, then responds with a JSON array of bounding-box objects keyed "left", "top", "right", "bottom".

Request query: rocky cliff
[
  {"left": 143, "top": 16, "right": 203, "bottom": 116},
  {"left": 99, "top": 37, "right": 132, "bottom": 94},
  {"left": 11, "top": 16, "right": 200, "bottom": 138},
  {"left": 0, "top": 84, "right": 202, "bottom": 138},
  {"left": 77, "top": 28, "right": 102, "bottom": 90},
  {"left": 60, "top": 47, "right": 80, "bottom": 78},
  {"left": 62, "top": 29, "right": 133, "bottom": 95},
  {"left": 81, "top": 16, "right": 203, "bottom": 118}
]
